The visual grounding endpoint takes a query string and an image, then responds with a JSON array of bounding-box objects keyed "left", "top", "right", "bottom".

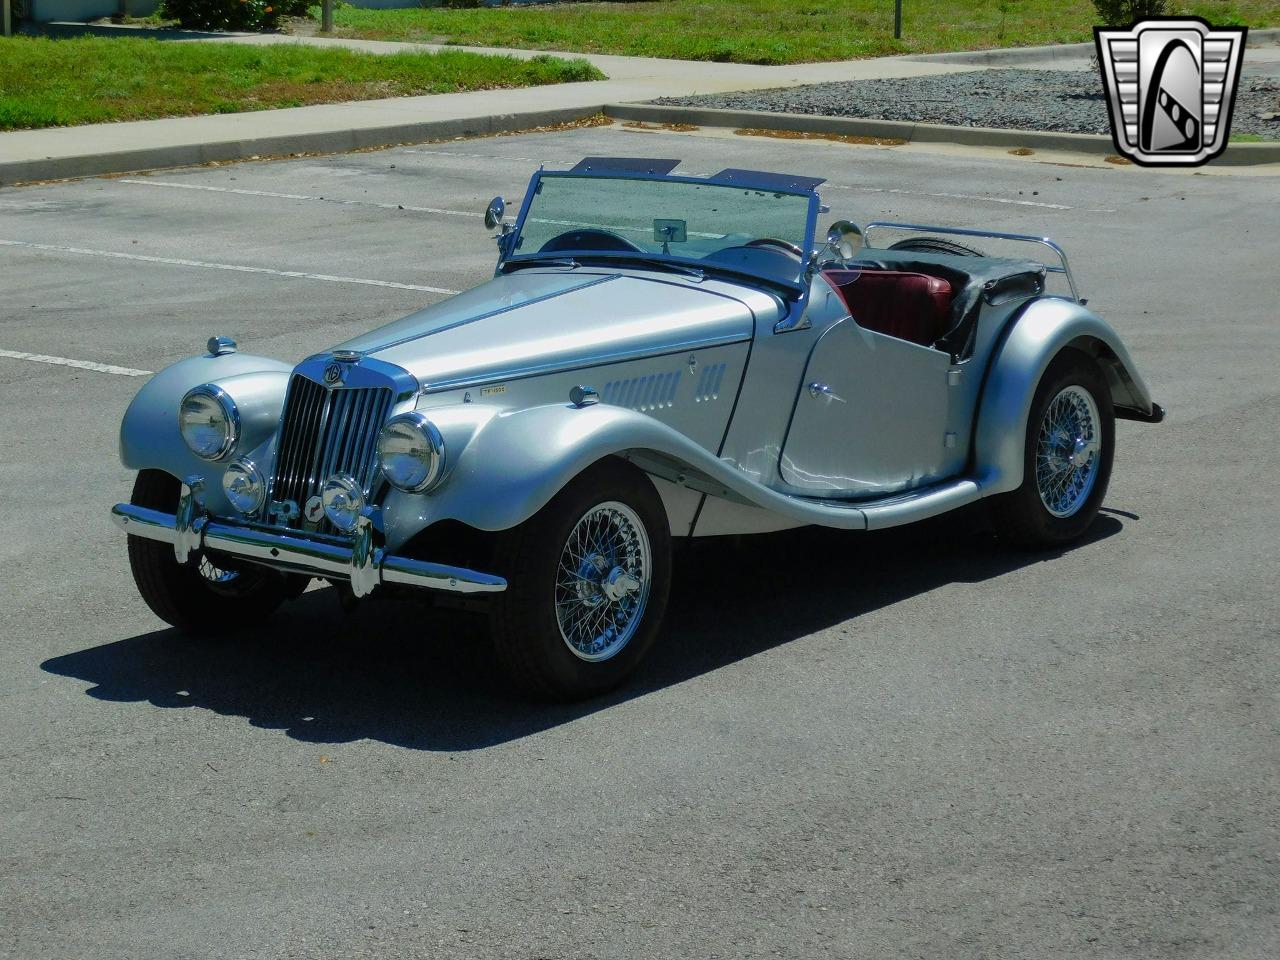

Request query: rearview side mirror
[
  {"left": 484, "top": 196, "right": 506, "bottom": 231},
  {"left": 826, "top": 220, "right": 863, "bottom": 261},
  {"left": 809, "top": 220, "right": 864, "bottom": 275}
]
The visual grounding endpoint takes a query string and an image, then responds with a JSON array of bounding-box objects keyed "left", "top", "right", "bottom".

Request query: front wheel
[
  {"left": 126, "top": 470, "right": 295, "bottom": 631},
  {"left": 489, "top": 460, "right": 672, "bottom": 701},
  {"left": 991, "top": 350, "right": 1115, "bottom": 548}
]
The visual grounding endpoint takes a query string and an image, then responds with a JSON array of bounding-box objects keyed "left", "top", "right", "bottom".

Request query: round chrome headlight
[
  {"left": 222, "top": 458, "right": 265, "bottom": 516},
  {"left": 321, "top": 474, "right": 365, "bottom": 533},
  {"left": 376, "top": 412, "right": 445, "bottom": 493},
  {"left": 179, "top": 384, "right": 239, "bottom": 461}
]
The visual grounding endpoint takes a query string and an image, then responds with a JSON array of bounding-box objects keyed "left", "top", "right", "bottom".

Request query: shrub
[
  {"left": 1091, "top": 0, "right": 1168, "bottom": 27},
  {"left": 160, "top": 0, "right": 285, "bottom": 31}
]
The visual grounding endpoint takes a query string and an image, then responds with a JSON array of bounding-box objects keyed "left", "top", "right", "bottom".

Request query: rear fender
[{"left": 973, "top": 297, "right": 1156, "bottom": 495}]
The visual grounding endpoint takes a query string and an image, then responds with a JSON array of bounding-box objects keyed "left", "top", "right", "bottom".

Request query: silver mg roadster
[{"left": 112, "top": 157, "right": 1163, "bottom": 700}]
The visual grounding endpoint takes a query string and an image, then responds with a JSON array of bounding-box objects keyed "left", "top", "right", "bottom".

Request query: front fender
[
  {"left": 974, "top": 297, "right": 1157, "bottom": 495},
  {"left": 381, "top": 400, "right": 873, "bottom": 550},
  {"left": 119, "top": 353, "right": 292, "bottom": 504}
]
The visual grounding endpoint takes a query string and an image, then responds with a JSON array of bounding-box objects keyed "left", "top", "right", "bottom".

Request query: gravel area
[{"left": 654, "top": 67, "right": 1280, "bottom": 140}]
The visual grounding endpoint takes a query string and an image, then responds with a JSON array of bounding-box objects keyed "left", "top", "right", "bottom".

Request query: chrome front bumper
[{"left": 110, "top": 483, "right": 506, "bottom": 599}]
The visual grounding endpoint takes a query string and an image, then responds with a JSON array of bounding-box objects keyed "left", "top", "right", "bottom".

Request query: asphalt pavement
[{"left": 1, "top": 125, "right": 1277, "bottom": 959}]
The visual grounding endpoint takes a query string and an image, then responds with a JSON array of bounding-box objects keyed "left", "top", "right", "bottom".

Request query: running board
[
  {"left": 628, "top": 450, "right": 981, "bottom": 531},
  {"left": 765, "top": 477, "right": 982, "bottom": 531},
  {"left": 855, "top": 479, "right": 982, "bottom": 529}
]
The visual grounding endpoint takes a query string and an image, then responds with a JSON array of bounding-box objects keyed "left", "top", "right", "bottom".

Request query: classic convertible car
[{"left": 112, "top": 157, "right": 1163, "bottom": 699}]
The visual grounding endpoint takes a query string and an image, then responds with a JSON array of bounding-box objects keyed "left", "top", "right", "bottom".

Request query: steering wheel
[
  {"left": 540, "top": 229, "right": 645, "bottom": 254},
  {"left": 744, "top": 237, "right": 805, "bottom": 258}
]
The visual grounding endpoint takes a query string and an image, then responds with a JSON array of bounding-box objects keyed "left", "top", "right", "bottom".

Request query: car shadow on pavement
[{"left": 42, "top": 510, "right": 1123, "bottom": 752}]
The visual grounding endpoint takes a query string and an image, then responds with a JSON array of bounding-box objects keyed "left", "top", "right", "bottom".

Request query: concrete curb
[
  {"left": 603, "top": 103, "right": 1280, "bottom": 167},
  {"left": 908, "top": 42, "right": 1097, "bottom": 66},
  {"left": 908, "top": 27, "right": 1280, "bottom": 65},
  {"left": 0, "top": 106, "right": 606, "bottom": 185}
]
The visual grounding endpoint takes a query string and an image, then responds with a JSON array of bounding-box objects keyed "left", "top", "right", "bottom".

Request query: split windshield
[{"left": 509, "top": 173, "right": 815, "bottom": 286}]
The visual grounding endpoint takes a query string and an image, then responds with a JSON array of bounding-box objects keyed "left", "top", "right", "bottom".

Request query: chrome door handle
[{"left": 808, "top": 382, "right": 846, "bottom": 403}]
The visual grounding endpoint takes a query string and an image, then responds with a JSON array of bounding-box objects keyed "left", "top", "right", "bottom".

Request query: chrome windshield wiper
[
  {"left": 600, "top": 256, "right": 705, "bottom": 281},
  {"left": 506, "top": 255, "right": 580, "bottom": 270}
]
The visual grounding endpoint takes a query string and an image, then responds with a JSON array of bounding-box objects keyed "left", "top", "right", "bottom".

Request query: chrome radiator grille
[{"left": 270, "top": 374, "right": 393, "bottom": 517}]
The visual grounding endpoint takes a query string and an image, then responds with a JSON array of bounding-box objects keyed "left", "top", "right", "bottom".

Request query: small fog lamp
[
  {"left": 222, "top": 459, "right": 265, "bottom": 516},
  {"left": 321, "top": 474, "right": 365, "bottom": 533}
]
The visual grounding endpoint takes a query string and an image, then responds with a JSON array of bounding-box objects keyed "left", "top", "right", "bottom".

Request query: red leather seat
[{"left": 823, "top": 268, "right": 955, "bottom": 348}]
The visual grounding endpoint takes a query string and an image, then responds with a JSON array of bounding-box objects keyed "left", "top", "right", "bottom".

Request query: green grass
[
  {"left": 323, "top": 0, "right": 1280, "bottom": 65},
  {"left": 0, "top": 36, "right": 603, "bottom": 131}
]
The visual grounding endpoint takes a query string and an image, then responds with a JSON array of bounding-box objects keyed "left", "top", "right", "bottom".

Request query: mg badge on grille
[
  {"left": 303, "top": 495, "right": 325, "bottom": 524},
  {"left": 1095, "top": 17, "right": 1246, "bottom": 167},
  {"left": 323, "top": 362, "right": 344, "bottom": 385}
]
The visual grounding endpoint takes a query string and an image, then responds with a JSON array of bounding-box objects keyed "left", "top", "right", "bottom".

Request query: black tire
[
  {"left": 889, "top": 237, "right": 986, "bottom": 257},
  {"left": 489, "top": 459, "right": 672, "bottom": 701},
  {"left": 126, "top": 469, "right": 294, "bottom": 632},
  {"left": 991, "top": 349, "right": 1115, "bottom": 548}
]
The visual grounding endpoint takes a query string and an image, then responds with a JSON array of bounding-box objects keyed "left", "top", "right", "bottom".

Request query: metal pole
[
  {"left": 894, "top": 0, "right": 902, "bottom": 40},
  {"left": 3, "top": 0, "right": 13, "bottom": 40},
  {"left": 321, "top": 0, "right": 333, "bottom": 33}
]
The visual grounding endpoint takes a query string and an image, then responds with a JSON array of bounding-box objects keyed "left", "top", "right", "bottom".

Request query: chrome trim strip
[
  {"left": 111, "top": 503, "right": 507, "bottom": 596},
  {"left": 421, "top": 331, "right": 752, "bottom": 394}
]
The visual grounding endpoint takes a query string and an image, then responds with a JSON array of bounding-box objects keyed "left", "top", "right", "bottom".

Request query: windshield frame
[{"left": 502, "top": 170, "right": 821, "bottom": 292}]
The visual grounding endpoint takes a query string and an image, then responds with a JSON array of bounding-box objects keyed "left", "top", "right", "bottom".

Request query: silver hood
[{"left": 335, "top": 269, "right": 766, "bottom": 392}]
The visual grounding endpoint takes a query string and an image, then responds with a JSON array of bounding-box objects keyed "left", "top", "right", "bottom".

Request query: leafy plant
[
  {"left": 160, "top": 0, "right": 307, "bottom": 31},
  {"left": 998, "top": 0, "right": 1014, "bottom": 40},
  {"left": 1091, "top": 0, "right": 1167, "bottom": 27}
]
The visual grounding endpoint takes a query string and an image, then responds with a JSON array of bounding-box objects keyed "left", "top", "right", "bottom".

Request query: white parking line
[
  {"left": 112, "top": 179, "right": 710, "bottom": 237},
  {"left": 0, "top": 349, "right": 152, "bottom": 378},
  {"left": 117, "top": 179, "right": 481, "bottom": 218},
  {"left": 0, "top": 240, "right": 459, "bottom": 295},
  {"left": 823, "top": 182, "right": 1081, "bottom": 211},
  {"left": 406, "top": 149, "right": 572, "bottom": 166}
]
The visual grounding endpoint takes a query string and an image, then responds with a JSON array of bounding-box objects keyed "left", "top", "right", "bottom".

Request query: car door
[{"left": 779, "top": 274, "right": 966, "bottom": 498}]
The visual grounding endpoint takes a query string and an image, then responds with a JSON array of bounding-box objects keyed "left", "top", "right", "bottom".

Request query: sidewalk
[
  {"left": 2, "top": 30, "right": 1277, "bottom": 184},
  {"left": 0, "top": 33, "right": 979, "bottom": 184}
]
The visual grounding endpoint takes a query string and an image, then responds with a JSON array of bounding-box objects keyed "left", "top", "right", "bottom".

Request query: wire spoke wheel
[
  {"left": 198, "top": 555, "right": 241, "bottom": 586},
  {"left": 554, "top": 501, "right": 652, "bottom": 663},
  {"left": 1035, "top": 385, "right": 1102, "bottom": 518}
]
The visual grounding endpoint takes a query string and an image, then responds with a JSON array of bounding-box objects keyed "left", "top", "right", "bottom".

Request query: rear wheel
[
  {"left": 991, "top": 350, "right": 1115, "bottom": 547},
  {"left": 126, "top": 470, "right": 294, "bottom": 631},
  {"left": 489, "top": 460, "right": 672, "bottom": 701}
]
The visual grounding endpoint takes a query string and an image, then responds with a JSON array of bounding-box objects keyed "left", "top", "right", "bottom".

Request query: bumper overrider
[{"left": 110, "top": 479, "right": 506, "bottom": 598}]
